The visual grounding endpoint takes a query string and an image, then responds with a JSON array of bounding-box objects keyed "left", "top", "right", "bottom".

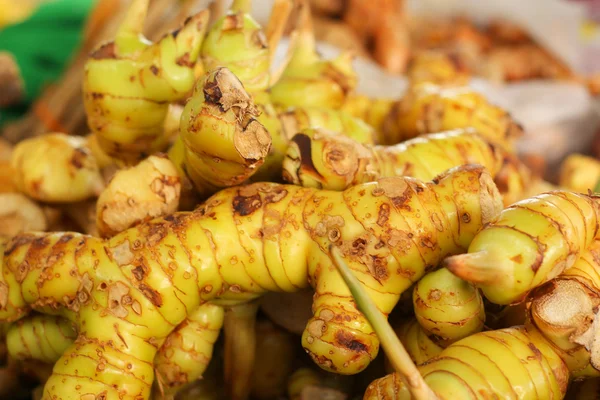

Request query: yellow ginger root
[
  {"left": 83, "top": 0, "right": 210, "bottom": 163},
  {"left": 96, "top": 155, "right": 181, "bottom": 238},
  {"left": 2, "top": 307, "right": 226, "bottom": 398},
  {"left": 282, "top": 128, "right": 529, "bottom": 206},
  {"left": 247, "top": 92, "right": 289, "bottom": 183},
  {"left": 364, "top": 325, "right": 569, "bottom": 399},
  {"left": 393, "top": 319, "right": 443, "bottom": 366},
  {"left": 0, "top": 193, "right": 47, "bottom": 240},
  {"left": 412, "top": 268, "right": 485, "bottom": 347},
  {"left": 11, "top": 133, "right": 104, "bottom": 203},
  {"left": 0, "top": 164, "right": 502, "bottom": 399},
  {"left": 381, "top": 83, "right": 523, "bottom": 147},
  {"left": 269, "top": 0, "right": 357, "bottom": 110},
  {"left": 250, "top": 318, "right": 297, "bottom": 399},
  {"left": 280, "top": 107, "right": 376, "bottom": 145},
  {"left": 196, "top": 0, "right": 290, "bottom": 183},
  {"left": 559, "top": 154, "right": 600, "bottom": 194},
  {"left": 445, "top": 190, "right": 600, "bottom": 305},
  {"left": 6, "top": 314, "right": 77, "bottom": 364},
  {"left": 179, "top": 67, "right": 272, "bottom": 198},
  {"left": 201, "top": 0, "right": 270, "bottom": 94},
  {"left": 528, "top": 239, "right": 600, "bottom": 378},
  {"left": 154, "top": 303, "right": 225, "bottom": 395},
  {"left": 340, "top": 95, "right": 395, "bottom": 137}
]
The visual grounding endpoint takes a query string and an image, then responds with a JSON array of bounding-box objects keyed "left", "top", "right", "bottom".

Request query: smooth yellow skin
[
  {"left": 382, "top": 83, "right": 523, "bottom": 146},
  {"left": 180, "top": 67, "right": 272, "bottom": 198},
  {"left": 364, "top": 326, "right": 569, "bottom": 400},
  {"left": 280, "top": 107, "right": 376, "bottom": 145},
  {"left": 201, "top": 11, "right": 270, "bottom": 94},
  {"left": 270, "top": 49, "right": 357, "bottom": 110},
  {"left": 86, "top": 133, "right": 117, "bottom": 170},
  {"left": 413, "top": 268, "right": 485, "bottom": 344},
  {"left": 445, "top": 191, "right": 600, "bottom": 305},
  {"left": 0, "top": 165, "right": 501, "bottom": 399},
  {"left": 559, "top": 154, "right": 600, "bottom": 194},
  {"left": 84, "top": 9, "right": 210, "bottom": 163},
  {"left": 341, "top": 94, "right": 395, "bottom": 136},
  {"left": 154, "top": 303, "right": 224, "bottom": 394},
  {"left": 282, "top": 128, "right": 528, "bottom": 207},
  {"left": 96, "top": 155, "right": 181, "bottom": 238},
  {"left": 11, "top": 133, "right": 104, "bottom": 203},
  {"left": 394, "top": 319, "right": 443, "bottom": 365},
  {"left": 529, "top": 240, "right": 600, "bottom": 378},
  {"left": 6, "top": 314, "right": 76, "bottom": 364}
]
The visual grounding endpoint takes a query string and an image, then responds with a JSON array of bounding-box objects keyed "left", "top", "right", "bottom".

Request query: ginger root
[
  {"left": 96, "top": 155, "right": 181, "bottom": 238},
  {"left": 445, "top": 190, "right": 600, "bottom": 305},
  {"left": 11, "top": 133, "right": 104, "bottom": 203},
  {"left": 83, "top": 0, "right": 210, "bottom": 163},
  {"left": 0, "top": 164, "right": 502, "bottom": 399}
]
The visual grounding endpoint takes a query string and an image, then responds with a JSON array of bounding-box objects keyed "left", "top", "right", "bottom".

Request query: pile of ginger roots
[{"left": 3, "top": 0, "right": 600, "bottom": 399}]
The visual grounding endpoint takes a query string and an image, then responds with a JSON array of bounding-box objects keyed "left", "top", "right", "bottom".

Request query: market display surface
[{"left": 1, "top": 0, "right": 600, "bottom": 399}]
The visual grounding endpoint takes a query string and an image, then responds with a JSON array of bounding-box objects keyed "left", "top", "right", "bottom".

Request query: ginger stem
[
  {"left": 115, "top": 0, "right": 150, "bottom": 55},
  {"left": 224, "top": 300, "right": 260, "bottom": 400},
  {"left": 294, "top": 0, "right": 316, "bottom": 58},
  {"left": 444, "top": 250, "right": 509, "bottom": 285},
  {"left": 330, "top": 246, "right": 438, "bottom": 400}
]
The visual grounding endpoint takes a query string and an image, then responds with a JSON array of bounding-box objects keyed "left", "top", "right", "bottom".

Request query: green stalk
[{"left": 329, "top": 245, "right": 438, "bottom": 400}]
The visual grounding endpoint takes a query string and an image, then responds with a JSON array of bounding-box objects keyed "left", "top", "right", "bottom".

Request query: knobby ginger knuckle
[
  {"left": 413, "top": 267, "right": 485, "bottom": 346},
  {"left": 282, "top": 127, "right": 530, "bottom": 207},
  {"left": 84, "top": 7, "right": 210, "bottom": 163},
  {"left": 201, "top": 6, "right": 270, "bottom": 94},
  {"left": 0, "top": 165, "right": 502, "bottom": 399},
  {"left": 6, "top": 314, "right": 76, "bottom": 364},
  {"left": 529, "top": 239, "right": 600, "bottom": 377},
  {"left": 96, "top": 155, "right": 182, "bottom": 238},
  {"left": 445, "top": 191, "right": 600, "bottom": 305},
  {"left": 381, "top": 83, "right": 523, "bottom": 147},
  {"left": 179, "top": 67, "right": 272, "bottom": 198},
  {"left": 11, "top": 134, "right": 104, "bottom": 203}
]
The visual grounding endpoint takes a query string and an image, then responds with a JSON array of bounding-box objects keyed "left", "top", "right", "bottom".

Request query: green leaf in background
[{"left": 0, "top": 0, "right": 96, "bottom": 127}]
